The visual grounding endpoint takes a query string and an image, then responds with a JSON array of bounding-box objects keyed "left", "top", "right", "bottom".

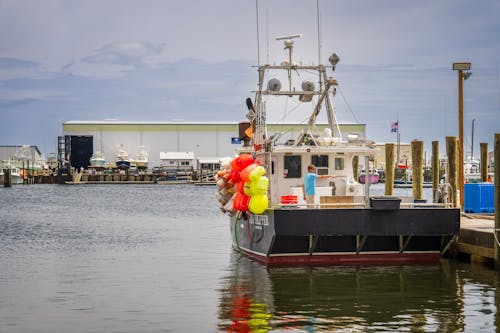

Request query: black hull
[{"left": 230, "top": 207, "right": 460, "bottom": 266}]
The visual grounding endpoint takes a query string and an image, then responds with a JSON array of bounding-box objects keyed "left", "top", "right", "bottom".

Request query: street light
[{"left": 452, "top": 62, "right": 472, "bottom": 209}]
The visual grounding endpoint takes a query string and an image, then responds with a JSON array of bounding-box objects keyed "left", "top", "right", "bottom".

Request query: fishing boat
[
  {"left": 135, "top": 146, "right": 149, "bottom": 170},
  {"left": 115, "top": 146, "right": 131, "bottom": 169},
  {"left": 215, "top": 34, "right": 460, "bottom": 266},
  {"left": 463, "top": 158, "right": 494, "bottom": 183},
  {"left": 89, "top": 151, "right": 106, "bottom": 168},
  {"left": 0, "top": 162, "right": 23, "bottom": 185}
]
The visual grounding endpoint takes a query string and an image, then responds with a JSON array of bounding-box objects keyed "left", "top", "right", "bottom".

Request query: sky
[{"left": 0, "top": 0, "right": 499, "bottom": 157}]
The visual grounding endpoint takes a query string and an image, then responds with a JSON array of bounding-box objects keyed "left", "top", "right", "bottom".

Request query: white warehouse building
[{"left": 61, "top": 120, "right": 366, "bottom": 170}]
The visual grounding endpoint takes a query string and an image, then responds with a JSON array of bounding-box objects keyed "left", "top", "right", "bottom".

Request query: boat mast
[
  {"left": 316, "top": 0, "right": 323, "bottom": 91},
  {"left": 255, "top": 0, "right": 261, "bottom": 67},
  {"left": 471, "top": 118, "right": 475, "bottom": 160}
]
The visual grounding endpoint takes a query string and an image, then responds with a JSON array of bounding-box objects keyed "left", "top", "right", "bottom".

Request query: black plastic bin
[{"left": 370, "top": 196, "right": 401, "bottom": 210}]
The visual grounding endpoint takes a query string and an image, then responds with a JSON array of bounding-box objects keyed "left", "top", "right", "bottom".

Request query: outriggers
[{"left": 216, "top": 35, "right": 460, "bottom": 266}]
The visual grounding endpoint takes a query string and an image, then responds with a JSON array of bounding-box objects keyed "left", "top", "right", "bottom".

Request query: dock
[
  {"left": 457, "top": 214, "right": 496, "bottom": 260},
  {"left": 394, "top": 183, "right": 433, "bottom": 189}
]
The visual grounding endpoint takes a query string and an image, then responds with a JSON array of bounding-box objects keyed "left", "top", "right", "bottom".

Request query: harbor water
[{"left": 0, "top": 184, "right": 498, "bottom": 332}]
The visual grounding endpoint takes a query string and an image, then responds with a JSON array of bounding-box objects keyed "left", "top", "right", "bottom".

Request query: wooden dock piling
[
  {"left": 3, "top": 168, "right": 12, "bottom": 187},
  {"left": 494, "top": 134, "right": 500, "bottom": 269},
  {"left": 385, "top": 143, "right": 395, "bottom": 196},
  {"left": 446, "top": 136, "right": 459, "bottom": 208},
  {"left": 432, "top": 141, "right": 439, "bottom": 203},
  {"left": 480, "top": 142, "right": 488, "bottom": 182},
  {"left": 411, "top": 140, "right": 424, "bottom": 200}
]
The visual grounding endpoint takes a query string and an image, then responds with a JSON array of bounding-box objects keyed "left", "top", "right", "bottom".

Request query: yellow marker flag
[{"left": 244, "top": 126, "right": 253, "bottom": 138}]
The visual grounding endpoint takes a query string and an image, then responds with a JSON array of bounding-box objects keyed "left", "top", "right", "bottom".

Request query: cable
[
  {"left": 233, "top": 213, "right": 243, "bottom": 255},
  {"left": 337, "top": 86, "right": 361, "bottom": 123}
]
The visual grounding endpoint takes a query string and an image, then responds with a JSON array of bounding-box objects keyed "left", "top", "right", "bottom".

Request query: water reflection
[{"left": 218, "top": 253, "right": 499, "bottom": 332}]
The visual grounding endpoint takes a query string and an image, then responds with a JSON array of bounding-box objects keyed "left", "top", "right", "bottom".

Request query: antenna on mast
[
  {"left": 275, "top": 34, "right": 302, "bottom": 41},
  {"left": 276, "top": 34, "right": 301, "bottom": 92},
  {"left": 255, "top": 0, "right": 261, "bottom": 66},
  {"left": 317, "top": 0, "right": 323, "bottom": 90}
]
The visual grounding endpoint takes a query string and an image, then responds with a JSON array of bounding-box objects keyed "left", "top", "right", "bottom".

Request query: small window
[
  {"left": 284, "top": 155, "right": 301, "bottom": 178},
  {"left": 335, "top": 157, "right": 344, "bottom": 170},
  {"left": 311, "top": 155, "right": 328, "bottom": 167}
]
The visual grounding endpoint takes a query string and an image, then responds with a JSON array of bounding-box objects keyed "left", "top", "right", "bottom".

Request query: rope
[
  {"left": 233, "top": 212, "right": 243, "bottom": 255},
  {"left": 337, "top": 86, "right": 360, "bottom": 123},
  {"left": 246, "top": 214, "right": 265, "bottom": 243},
  {"left": 493, "top": 231, "right": 500, "bottom": 249}
]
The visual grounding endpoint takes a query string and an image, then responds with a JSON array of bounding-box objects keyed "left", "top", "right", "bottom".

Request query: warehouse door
[{"left": 70, "top": 135, "right": 93, "bottom": 170}]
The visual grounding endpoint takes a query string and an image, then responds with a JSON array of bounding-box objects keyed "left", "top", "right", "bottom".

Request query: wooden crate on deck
[{"left": 320, "top": 196, "right": 355, "bottom": 208}]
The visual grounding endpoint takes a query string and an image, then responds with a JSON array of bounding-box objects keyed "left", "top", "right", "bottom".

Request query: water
[{"left": 0, "top": 184, "right": 498, "bottom": 332}]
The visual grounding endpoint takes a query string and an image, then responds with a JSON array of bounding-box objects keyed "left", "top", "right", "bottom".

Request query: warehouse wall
[{"left": 62, "top": 121, "right": 366, "bottom": 168}]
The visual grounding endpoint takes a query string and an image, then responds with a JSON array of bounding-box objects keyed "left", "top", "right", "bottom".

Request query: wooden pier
[{"left": 457, "top": 214, "right": 496, "bottom": 261}]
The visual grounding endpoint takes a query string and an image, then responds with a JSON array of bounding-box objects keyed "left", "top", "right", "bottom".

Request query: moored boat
[
  {"left": 135, "top": 146, "right": 149, "bottom": 170},
  {"left": 0, "top": 162, "right": 24, "bottom": 185},
  {"left": 115, "top": 146, "right": 131, "bottom": 169},
  {"left": 89, "top": 151, "right": 106, "bottom": 168},
  {"left": 215, "top": 34, "right": 460, "bottom": 266}
]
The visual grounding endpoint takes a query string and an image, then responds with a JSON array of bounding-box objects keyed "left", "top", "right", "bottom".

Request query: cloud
[
  {"left": 83, "top": 41, "right": 167, "bottom": 66},
  {"left": 0, "top": 57, "right": 38, "bottom": 69},
  {"left": 0, "top": 57, "right": 54, "bottom": 80},
  {"left": 60, "top": 41, "right": 171, "bottom": 78},
  {"left": 0, "top": 89, "right": 70, "bottom": 102},
  {"left": 0, "top": 0, "right": 499, "bottom": 154}
]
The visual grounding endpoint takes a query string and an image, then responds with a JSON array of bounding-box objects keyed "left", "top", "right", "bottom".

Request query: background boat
[
  {"left": 115, "top": 146, "right": 130, "bottom": 169},
  {"left": 135, "top": 146, "right": 149, "bottom": 170},
  {"left": 0, "top": 162, "right": 24, "bottom": 184},
  {"left": 89, "top": 151, "right": 106, "bottom": 168}
]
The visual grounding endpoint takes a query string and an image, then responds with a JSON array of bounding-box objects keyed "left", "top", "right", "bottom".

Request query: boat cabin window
[
  {"left": 334, "top": 157, "right": 344, "bottom": 171},
  {"left": 312, "top": 155, "right": 329, "bottom": 175},
  {"left": 311, "top": 155, "right": 328, "bottom": 167},
  {"left": 284, "top": 155, "right": 301, "bottom": 178}
]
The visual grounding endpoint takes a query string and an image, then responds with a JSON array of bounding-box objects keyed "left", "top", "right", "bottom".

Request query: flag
[
  {"left": 390, "top": 121, "right": 398, "bottom": 133},
  {"left": 244, "top": 125, "right": 253, "bottom": 138}
]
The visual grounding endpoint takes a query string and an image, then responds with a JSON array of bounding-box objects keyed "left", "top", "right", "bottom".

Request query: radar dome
[
  {"left": 268, "top": 78, "right": 282, "bottom": 92},
  {"left": 302, "top": 81, "right": 315, "bottom": 91}
]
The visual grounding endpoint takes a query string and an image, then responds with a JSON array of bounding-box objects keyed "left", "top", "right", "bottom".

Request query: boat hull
[
  {"left": 229, "top": 206, "right": 460, "bottom": 266},
  {"left": 0, "top": 174, "right": 23, "bottom": 185},
  {"left": 116, "top": 160, "right": 131, "bottom": 169},
  {"left": 135, "top": 161, "right": 148, "bottom": 169},
  {"left": 90, "top": 160, "right": 106, "bottom": 168}
]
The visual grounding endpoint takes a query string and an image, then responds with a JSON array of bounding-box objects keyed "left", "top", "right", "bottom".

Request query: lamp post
[{"left": 452, "top": 62, "right": 472, "bottom": 208}]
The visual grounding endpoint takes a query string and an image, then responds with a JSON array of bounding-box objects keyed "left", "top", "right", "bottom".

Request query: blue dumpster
[{"left": 464, "top": 183, "right": 494, "bottom": 213}]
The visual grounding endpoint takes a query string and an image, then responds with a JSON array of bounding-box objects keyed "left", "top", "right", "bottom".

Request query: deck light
[
  {"left": 452, "top": 62, "right": 471, "bottom": 71},
  {"left": 452, "top": 62, "right": 472, "bottom": 209}
]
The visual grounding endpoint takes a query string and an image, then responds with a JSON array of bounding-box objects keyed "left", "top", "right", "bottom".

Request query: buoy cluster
[{"left": 215, "top": 154, "right": 269, "bottom": 216}]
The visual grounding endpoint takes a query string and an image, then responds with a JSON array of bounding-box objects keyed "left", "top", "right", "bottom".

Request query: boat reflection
[{"left": 217, "top": 253, "right": 481, "bottom": 332}]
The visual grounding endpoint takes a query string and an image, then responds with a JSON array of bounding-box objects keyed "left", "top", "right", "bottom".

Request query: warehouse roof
[
  {"left": 160, "top": 152, "right": 195, "bottom": 160},
  {"left": 63, "top": 120, "right": 364, "bottom": 126},
  {"left": 64, "top": 120, "right": 239, "bottom": 125}
]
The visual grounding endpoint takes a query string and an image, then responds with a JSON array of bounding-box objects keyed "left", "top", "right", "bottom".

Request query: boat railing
[
  {"left": 400, "top": 202, "right": 454, "bottom": 208},
  {"left": 272, "top": 202, "right": 367, "bottom": 209},
  {"left": 271, "top": 202, "right": 454, "bottom": 209}
]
